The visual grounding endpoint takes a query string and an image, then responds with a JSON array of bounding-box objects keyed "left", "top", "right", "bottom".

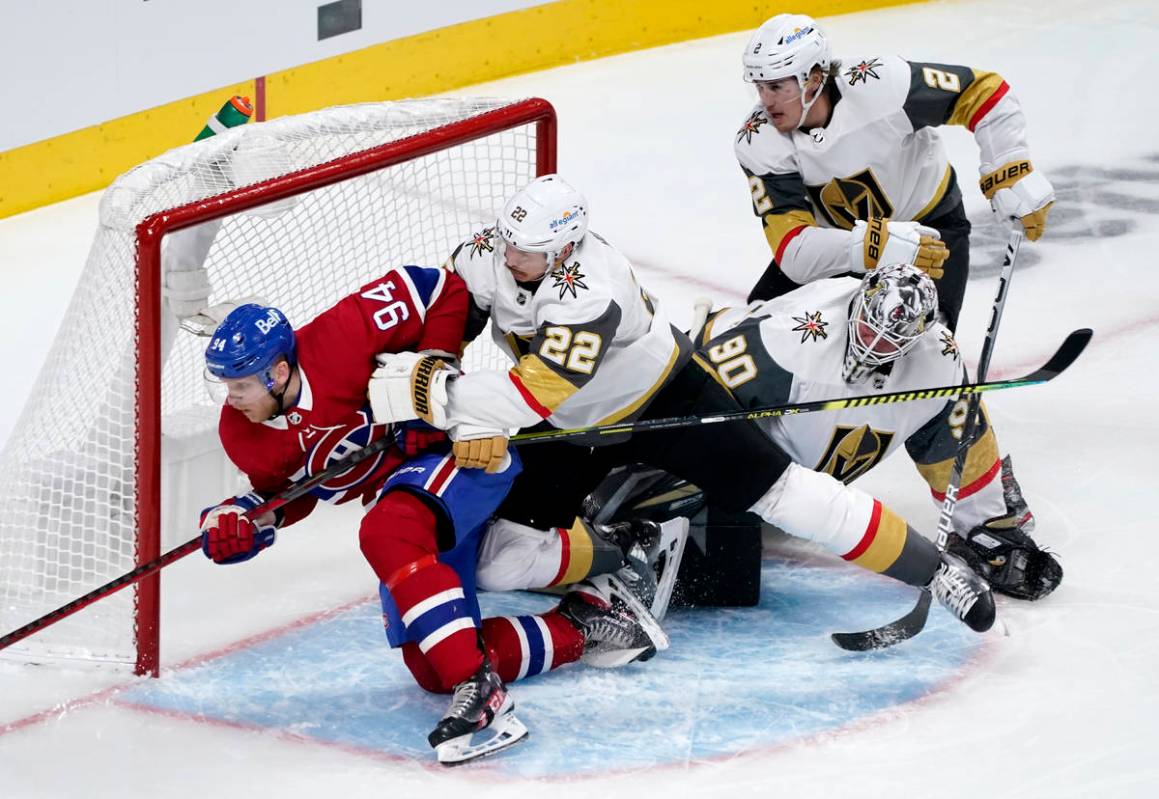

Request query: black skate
[
  {"left": 427, "top": 658, "right": 528, "bottom": 765},
  {"left": 595, "top": 518, "right": 689, "bottom": 621},
  {"left": 559, "top": 573, "right": 669, "bottom": 668},
  {"left": 929, "top": 551, "right": 996, "bottom": 632}
]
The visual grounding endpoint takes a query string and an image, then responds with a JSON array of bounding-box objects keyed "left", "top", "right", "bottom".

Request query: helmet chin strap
[
  {"left": 796, "top": 73, "right": 827, "bottom": 130},
  {"left": 263, "top": 363, "right": 297, "bottom": 421}
]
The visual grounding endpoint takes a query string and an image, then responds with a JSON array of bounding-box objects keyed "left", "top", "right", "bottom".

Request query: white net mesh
[{"left": 0, "top": 97, "right": 543, "bottom": 669}]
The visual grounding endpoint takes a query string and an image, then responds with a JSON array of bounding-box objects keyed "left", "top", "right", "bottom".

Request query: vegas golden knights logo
[
  {"left": 806, "top": 168, "right": 894, "bottom": 230},
  {"left": 815, "top": 424, "right": 894, "bottom": 484}
]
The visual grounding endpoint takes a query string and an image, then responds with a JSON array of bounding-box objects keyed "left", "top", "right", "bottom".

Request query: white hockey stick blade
[
  {"left": 435, "top": 696, "right": 529, "bottom": 766},
  {"left": 649, "top": 517, "right": 690, "bottom": 622}
]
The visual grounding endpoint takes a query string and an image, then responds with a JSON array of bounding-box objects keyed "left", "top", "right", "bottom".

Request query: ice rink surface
[{"left": 2, "top": 0, "right": 1158, "bottom": 795}]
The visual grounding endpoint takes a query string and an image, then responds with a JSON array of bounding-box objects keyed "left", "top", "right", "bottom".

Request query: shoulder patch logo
[
  {"left": 940, "top": 330, "right": 959, "bottom": 358},
  {"left": 791, "top": 310, "right": 829, "bottom": 343},
  {"left": 736, "top": 110, "right": 768, "bottom": 144},
  {"left": 469, "top": 226, "right": 496, "bottom": 257},
  {"left": 846, "top": 58, "right": 883, "bottom": 86},
  {"left": 551, "top": 262, "right": 589, "bottom": 299}
]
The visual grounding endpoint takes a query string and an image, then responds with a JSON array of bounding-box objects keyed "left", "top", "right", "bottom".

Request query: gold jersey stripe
[
  {"left": 947, "top": 70, "right": 1006, "bottom": 129},
  {"left": 914, "top": 163, "right": 953, "bottom": 222},
  {"left": 593, "top": 340, "right": 683, "bottom": 426},
  {"left": 510, "top": 353, "right": 579, "bottom": 412},
  {"left": 850, "top": 504, "right": 909, "bottom": 574},
  {"left": 693, "top": 351, "right": 734, "bottom": 393},
  {"left": 914, "top": 426, "right": 1000, "bottom": 492},
  {"left": 559, "top": 518, "right": 595, "bottom": 585},
  {"left": 763, "top": 209, "right": 817, "bottom": 258}
]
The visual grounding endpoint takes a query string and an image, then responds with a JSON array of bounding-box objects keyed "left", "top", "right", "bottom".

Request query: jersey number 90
[{"left": 706, "top": 335, "right": 757, "bottom": 389}]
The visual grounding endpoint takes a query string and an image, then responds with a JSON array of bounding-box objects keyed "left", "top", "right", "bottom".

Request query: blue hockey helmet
[{"left": 205, "top": 304, "right": 296, "bottom": 390}]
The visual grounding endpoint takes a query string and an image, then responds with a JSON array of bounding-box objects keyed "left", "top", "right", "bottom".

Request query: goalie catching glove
[
  {"left": 850, "top": 217, "right": 949, "bottom": 279},
  {"left": 368, "top": 351, "right": 455, "bottom": 427},
  {"left": 450, "top": 423, "right": 512, "bottom": 473},
  {"left": 980, "top": 160, "right": 1054, "bottom": 242},
  {"left": 200, "top": 492, "right": 277, "bottom": 565}
]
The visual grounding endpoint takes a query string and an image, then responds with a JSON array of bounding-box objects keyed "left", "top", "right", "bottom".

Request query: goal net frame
[{"left": 1, "top": 97, "right": 556, "bottom": 677}]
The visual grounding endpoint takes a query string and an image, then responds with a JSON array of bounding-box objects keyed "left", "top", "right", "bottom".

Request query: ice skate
[
  {"left": 929, "top": 551, "right": 996, "bottom": 632},
  {"left": 427, "top": 658, "right": 528, "bottom": 765},
  {"left": 559, "top": 573, "right": 669, "bottom": 668}
]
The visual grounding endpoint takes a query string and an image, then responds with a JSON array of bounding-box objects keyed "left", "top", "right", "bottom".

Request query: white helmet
[
  {"left": 496, "top": 174, "right": 588, "bottom": 265},
  {"left": 742, "top": 13, "right": 831, "bottom": 86},
  {"left": 843, "top": 263, "right": 938, "bottom": 384}
]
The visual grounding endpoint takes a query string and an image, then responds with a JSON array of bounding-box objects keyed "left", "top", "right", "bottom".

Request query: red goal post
[{"left": 0, "top": 97, "right": 557, "bottom": 676}]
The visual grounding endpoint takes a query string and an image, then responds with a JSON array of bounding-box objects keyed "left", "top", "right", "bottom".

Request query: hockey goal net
[{"left": 0, "top": 96, "right": 556, "bottom": 676}]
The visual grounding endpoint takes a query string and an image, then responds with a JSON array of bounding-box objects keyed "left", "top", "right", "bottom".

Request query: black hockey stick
[
  {"left": 0, "top": 433, "right": 396, "bottom": 657},
  {"left": 513, "top": 324, "right": 1089, "bottom": 446},
  {"left": 832, "top": 228, "right": 1027, "bottom": 652}
]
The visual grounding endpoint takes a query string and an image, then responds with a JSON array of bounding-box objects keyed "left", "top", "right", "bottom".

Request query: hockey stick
[
  {"left": 513, "top": 323, "right": 1088, "bottom": 446},
  {"left": 0, "top": 433, "right": 396, "bottom": 657},
  {"left": 832, "top": 228, "right": 1025, "bottom": 651}
]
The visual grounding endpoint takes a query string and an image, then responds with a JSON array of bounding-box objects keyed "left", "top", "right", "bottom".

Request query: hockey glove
[
  {"left": 450, "top": 423, "right": 511, "bottom": 473},
  {"left": 368, "top": 352, "right": 454, "bottom": 427},
  {"left": 199, "top": 493, "right": 277, "bottom": 565},
  {"left": 850, "top": 217, "right": 949, "bottom": 279},
  {"left": 393, "top": 419, "right": 449, "bottom": 456},
  {"left": 980, "top": 160, "right": 1054, "bottom": 242},
  {"left": 947, "top": 515, "right": 1062, "bottom": 601}
]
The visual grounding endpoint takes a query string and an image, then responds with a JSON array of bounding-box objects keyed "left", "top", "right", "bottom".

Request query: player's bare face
[
  {"left": 222, "top": 375, "right": 277, "bottom": 422},
  {"left": 756, "top": 78, "right": 805, "bottom": 133},
  {"left": 503, "top": 242, "right": 550, "bottom": 282}
]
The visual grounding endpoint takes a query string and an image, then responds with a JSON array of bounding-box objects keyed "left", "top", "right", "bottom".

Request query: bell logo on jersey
[
  {"left": 808, "top": 169, "right": 894, "bottom": 230},
  {"left": 816, "top": 424, "right": 895, "bottom": 484}
]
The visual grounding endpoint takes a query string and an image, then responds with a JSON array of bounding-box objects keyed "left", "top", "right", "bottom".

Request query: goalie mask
[
  {"left": 843, "top": 263, "right": 938, "bottom": 384},
  {"left": 496, "top": 174, "right": 588, "bottom": 266},
  {"left": 742, "top": 14, "right": 831, "bottom": 127}
]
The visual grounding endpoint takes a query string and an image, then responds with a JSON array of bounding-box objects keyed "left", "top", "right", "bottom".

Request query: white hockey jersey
[
  {"left": 699, "top": 277, "right": 1006, "bottom": 531},
  {"left": 443, "top": 228, "right": 686, "bottom": 433},
  {"left": 734, "top": 55, "right": 1031, "bottom": 282}
]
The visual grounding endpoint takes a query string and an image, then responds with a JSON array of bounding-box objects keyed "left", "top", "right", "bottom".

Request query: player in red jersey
[{"left": 199, "top": 265, "right": 664, "bottom": 764}]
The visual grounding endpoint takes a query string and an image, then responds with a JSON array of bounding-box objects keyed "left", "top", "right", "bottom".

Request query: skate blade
[
  {"left": 649, "top": 517, "right": 690, "bottom": 622},
  {"left": 588, "top": 572, "right": 669, "bottom": 652},
  {"left": 583, "top": 645, "right": 654, "bottom": 669},
  {"left": 435, "top": 710, "right": 529, "bottom": 766}
]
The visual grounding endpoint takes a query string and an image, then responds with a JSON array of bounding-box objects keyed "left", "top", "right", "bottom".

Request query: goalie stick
[
  {"left": 0, "top": 433, "right": 395, "bottom": 658},
  {"left": 831, "top": 228, "right": 1031, "bottom": 652}
]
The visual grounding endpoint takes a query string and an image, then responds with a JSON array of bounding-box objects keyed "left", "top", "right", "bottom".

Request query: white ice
[{"left": 2, "top": 0, "right": 1158, "bottom": 796}]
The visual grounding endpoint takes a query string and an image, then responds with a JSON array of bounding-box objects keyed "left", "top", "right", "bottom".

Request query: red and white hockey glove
[
  {"left": 199, "top": 493, "right": 277, "bottom": 565},
  {"left": 980, "top": 160, "right": 1054, "bottom": 242}
]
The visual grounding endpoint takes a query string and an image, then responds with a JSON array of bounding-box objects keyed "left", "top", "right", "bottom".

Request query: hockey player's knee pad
[{"left": 360, "top": 489, "right": 440, "bottom": 579}]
